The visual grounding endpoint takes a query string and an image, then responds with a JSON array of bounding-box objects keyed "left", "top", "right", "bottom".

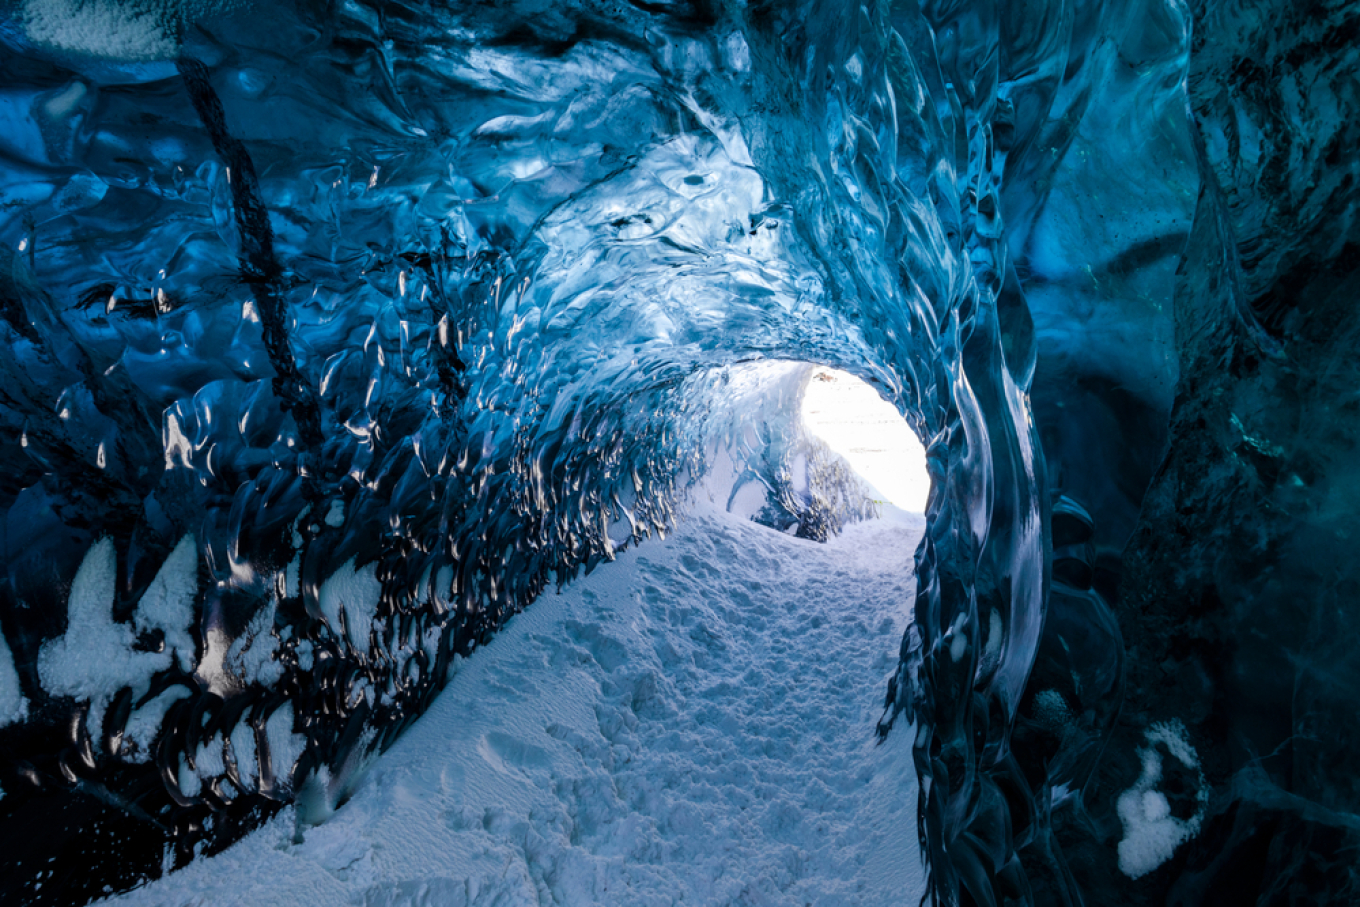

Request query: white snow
[
  {"left": 1116, "top": 719, "right": 1208, "bottom": 878},
  {"left": 22, "top": 0, "right": 180, "bottom": 60},
  {"left": 802, "top": 368, "right": 929, "bottom": 513},
  {"left": 105, "top": 503, "right": 926, "bottom": 906},
  {"left": 285, "top": 557, "right": 302, "bottom": 599},
  {"left": 229, "top": 719, "right": 259, "bottom": 789},
  {"left": 38, "top": 538, "right": 171, "bottom": 739},
  {"left": 263, "top": 703, "right": 306, "bottom": 793},
  {"left": 122, "top": 686, "right": 192, "bottom": 764},
  {"left": 37, "top": 536, "right": 200, "bottom": 746},
  {"left": 0, "top": 633, "right": 28, "bottom": 728},
  {"left": 178, "top": 755, "right": 202, "bottom": 799},
  {"left": 226, "top": 602, "right": 284, "bottom": 688},
  {"left": 20, "top": 0, "right": 248, "bottom": 61},
  {"left": 318, "top": 559, "right": 383, "bottom": 657},
  {"left": 195, "top": 733, "right": 227, "bottom": 780},
  {"left": 134, "top": 535, "right": 199, "bottom": 674}
]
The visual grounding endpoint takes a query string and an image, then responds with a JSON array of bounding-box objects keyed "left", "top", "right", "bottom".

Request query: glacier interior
[{"left": 0, "top": 0, "right": 1356, "bottom": 904}]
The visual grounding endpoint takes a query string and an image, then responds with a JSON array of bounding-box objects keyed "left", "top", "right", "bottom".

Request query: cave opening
[{"left": 800, "top": 367, "right": 930, "bottom": 515}]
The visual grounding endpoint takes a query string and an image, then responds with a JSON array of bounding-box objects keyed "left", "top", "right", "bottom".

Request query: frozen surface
[
  {"left": 0, "top": 634, "right": 26, "bottom": 729},
  {"left": 105, "top": 505, "right": 925, "bottom": 907},
  {"left": 133, "top": 535, "right": 200, "bottom": 674},
  {"left": 317, "top": 559, "right": 384, "bottom": 658},
  {"left": 1115, "top": 721, "right": 1207, "bottom": 879},
  {"left": 0, "top": 0, "right": 1044, "bottom": 896},
  {"left": 19, "top": 0, "right": 245, "bottom": 61}
]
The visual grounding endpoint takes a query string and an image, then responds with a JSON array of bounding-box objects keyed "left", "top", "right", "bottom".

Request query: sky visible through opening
[{"left": 801, "top": 368, "right": 930, "bottom": 513}]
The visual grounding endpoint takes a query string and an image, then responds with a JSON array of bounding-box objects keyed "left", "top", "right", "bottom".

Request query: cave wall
[
  {"left": 1113, "top": 0, "right": 1360, "bottom": 902},
  {"left": 1012, "top": 0, "right": 1360, "bottom": 903},
  {"left": 0, "top": 0, "right": 1354, "bottom": 903}
]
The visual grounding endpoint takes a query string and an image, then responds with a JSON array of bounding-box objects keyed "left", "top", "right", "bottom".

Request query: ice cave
[{"left": 0, "top": 0, "right": 1357, "bottom": 904}]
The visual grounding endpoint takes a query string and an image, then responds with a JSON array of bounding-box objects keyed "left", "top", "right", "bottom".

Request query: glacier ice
[{"left": 0, "top": 0, "right": 1357, "bottom": 904}]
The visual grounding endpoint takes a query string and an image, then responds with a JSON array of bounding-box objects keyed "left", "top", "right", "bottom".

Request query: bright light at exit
[{"left": 801, "top": 368, "right": 930, "bottom": 514}]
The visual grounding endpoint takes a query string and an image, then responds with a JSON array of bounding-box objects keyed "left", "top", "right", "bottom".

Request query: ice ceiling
[{"left": 0, "top": 0, "right": 1357, "bottom": 904}]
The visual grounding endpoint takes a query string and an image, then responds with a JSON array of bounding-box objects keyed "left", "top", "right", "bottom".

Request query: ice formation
[{"left": 0, "top": 0, "right": 1357, "bottom": 904}]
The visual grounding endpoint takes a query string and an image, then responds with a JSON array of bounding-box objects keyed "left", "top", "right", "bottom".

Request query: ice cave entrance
[{"left": 801, "top": 368, "right": 930, "bottom": 514}]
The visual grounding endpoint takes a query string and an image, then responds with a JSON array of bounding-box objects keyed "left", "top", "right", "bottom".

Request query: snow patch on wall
[
  {"left": 1116, "top": 720, "right": 1209, "bottom": 878},
  {"left": 22, "top": 0, "right": 180, "bottom": 60},
  {"left": 122, "top": 686, "right": 191, "bottom": 763},
  {"left": 0, "top": 633, "right": 28, "bottom": 728},
  {"left": 229, "top": 719, "right": 259, "bottom": 789},
  {"left": 195, "top": 733, "right": 226, "bottom": 779},
  {"left": 38, "top": 538, "right": 171, "bottom": 738},
  {"left": 20, "top": 0, "right": 250, "bottom": 61},
  {"left": 226, "top": 602, "right": 283, "bottom": 688},
  {"left": 178, "top": 754, "right": 201, "bottom": 798},
  {"left": 264, "top": 703, "right": 305, "bottom": 792},
  {"left": 318, "top": 559, "right": 382, "bottom": 657},
  {"left": 133, "top": 535, "right": 199, "bottom": 673}
]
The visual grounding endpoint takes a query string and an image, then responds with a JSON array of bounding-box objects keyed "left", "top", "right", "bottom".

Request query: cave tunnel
[{"left": 0, "top": 0, "right": 1357, "bottom": 904}]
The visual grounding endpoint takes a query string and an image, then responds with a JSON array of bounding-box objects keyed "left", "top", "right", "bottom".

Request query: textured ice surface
[{"left": 4, "top": 0, "right": 1039, "bottom": 898}]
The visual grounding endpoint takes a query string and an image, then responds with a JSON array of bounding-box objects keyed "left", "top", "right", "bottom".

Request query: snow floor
[{"left": 105, "top": 503, "right": 926, "bottom": 907}]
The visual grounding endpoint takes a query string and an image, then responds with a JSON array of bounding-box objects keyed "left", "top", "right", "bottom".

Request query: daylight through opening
[{"left": 800, "top": 368, "right": 930, "bottom": 515}]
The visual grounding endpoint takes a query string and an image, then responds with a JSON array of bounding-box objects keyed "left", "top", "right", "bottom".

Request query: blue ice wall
[
  {"left": 973, "top": 0, "right": 1360, "bottom": 903},
  {"left": 1104, "top": 1, "right": 1360, "bottom": 903}
]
